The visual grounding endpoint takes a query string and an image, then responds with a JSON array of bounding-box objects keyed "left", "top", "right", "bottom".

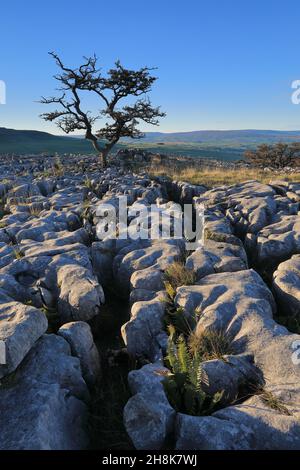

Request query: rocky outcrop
[
  {"left": 247, "top": 214, "right": 300, "bottom": 269},
  {"left": 0, "top": 334, "right": 89, "bottom": 450},
  {"left": 186, "top": 238, "right": 248, "bottom": 279},
  {"left": 273, "top": 254, "right": 300, "bottom": 317},
  {"left": 0, "top": 301, "right": 48, "bottom": 379},
  {"left": 58, "top": 321, "right": 101, "bottom": 386},
  {"left": 0, "top": 158, "right": 300, "bottom": 451},
  {"left": 120, "top": 179, "right": 300, "bottom": 450},
  {"left": 124, "top": 362, "right": 176, "bottom": 449},
  {"left": 57, "top": 264, "right": 104, "bottom": 323}
]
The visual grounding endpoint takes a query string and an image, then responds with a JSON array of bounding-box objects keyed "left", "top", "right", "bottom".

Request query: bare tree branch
[{"left": 40, "top": 52, "right": 165, "bottom": 166}]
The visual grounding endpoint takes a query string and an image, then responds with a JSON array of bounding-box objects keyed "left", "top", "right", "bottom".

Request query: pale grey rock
[
  {"left": 114, "top": 240, "right": 182, "bottom": 297},
  {"left": 36, "top": 178, "right": 56, "bottom": 196},
  {"left": 0, "top": 334, "right": 89, "bottom": 449},
  {"left": 186, "top": 239, "right": 247, "bottom": 280},
  {"left": 18, "top": 334, "right": 89, "bottom": 401},
  {"left": 129, "top": 288, "right": 161, "bottom": 305},
  {"left": 124, "top": 363, "right": 176, "bottom": 450},
  {"left": 175, "top": 269, "right": 276, "bottom": 332},
  {"left": 91, "top": 240, "right": 114, "bottom": 287},
  {"left": 212, "top": 393, "right": 300, "bottom": 449},
  {"left": 0, "top": 301, "right": 48, "bottom": 378},
  {"left": 57, "top": 264, "right": 104, "bottom": 323},
  {"left": 127, "top": 362, "right": 170, "bottom": 395},
  {"left": 175, "top": 413, "right": 254, "bottom": 450},
  {"left": 0, "top": 229, "right": 11, "bottom": 244},
  {"left": 7, "top": 183, "right": 41, "bottom": 198},
  {"left": 203, "top": 209, "right": 234, "bottom": 234},
  {"left": 14, "top": 212, "right": 69, "bottom": 243},
  {"left": 194, "top": 180, "right": 275, "bottom": 209},
  {"left": 273, "top": 254, "right": 300, "bottom": 316},
  {"left": 20, "top": 228, "right": 89, "bottom": 249},
  {"left": 169, "top": 180, "right": 206, "bottom": 204},
  {"left": 130, "top": 267, "right": 164, "bottom": 292},
  {"left": 49, "top": 188, "right": 84, "bottom": 211},
  {"left": 0, "top": 273, "right": 30, "bottom": 302},
  {"left": 0, "top": 243, "right": 15, "bottom": 268},
  {"left": 122, "top": 294, "right": 166, "bottom": 361},
  {"left": 254, "top": 214, "right": 300, "bottom": 268},
  {"left": 201, "top": 354, "right": 261, "bottom": 404},
  {"left": 227, "top": 195, "right": 277, "bottom": 235},
  {"left": 58, "top": 321, "right": 100, "bottom": 386},
  {"left": 21, "top": 241, "right": 89, "bottom": 259}
]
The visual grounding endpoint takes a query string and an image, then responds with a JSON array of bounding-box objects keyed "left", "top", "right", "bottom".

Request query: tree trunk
[
  {"left": 91, "top": 139, "right": 108, "bottom": 168},
  {"left": 99, "top": 150, "right": 108, "bottom": 168}
]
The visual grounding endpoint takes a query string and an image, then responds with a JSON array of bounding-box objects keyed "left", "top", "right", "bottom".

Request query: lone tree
[
  {"left": 40, "top": 52, "right": 165, "bottom": 167},
  {"left": 245, "top": 142, "right": 300, "bottom": 169}
]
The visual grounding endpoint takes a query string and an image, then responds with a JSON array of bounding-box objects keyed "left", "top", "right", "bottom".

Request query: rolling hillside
[
  {"left": 139, "top": 129, "right": 300, "bottom": 144},
  {"left": 0, "top": 128, "right": 93, "bottom": 154},
  {"left": 1, "top": 127, "right": 300, "bottom": 161}
]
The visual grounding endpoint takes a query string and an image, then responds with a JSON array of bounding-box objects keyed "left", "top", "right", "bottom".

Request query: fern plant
[
  {"left": 163, "top": 327, "right": 223, "bottom": 416},
  {"left": 163, "top": 304, "right": 198, "bottom": 337}
]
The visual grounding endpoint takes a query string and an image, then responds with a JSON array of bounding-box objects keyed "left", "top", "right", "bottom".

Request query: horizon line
[{"left": 2, "top": 126, "right": 300, "bottom": 135}]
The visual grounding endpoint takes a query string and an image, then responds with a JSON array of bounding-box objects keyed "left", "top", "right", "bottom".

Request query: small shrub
[
  {"left": 204, "top": 229, "right": 228, "bottom": 243},
  {"left": 245, "top": 142, "right": 300, "bottom": 169},
  {"left": 29, "top": 206, "right": 42, "bottom": 217},
  {"left": 162, "top": 327, "right": 223, "bottom": 416},
  {"left": 13, "top": 249, "right": 24, "bottom": 259},
  {"left": 84, "top": 177, "right": 94, "bottom": 189},
  {"left": 52, "top": 157, "right": 64, "bottom": 176}
]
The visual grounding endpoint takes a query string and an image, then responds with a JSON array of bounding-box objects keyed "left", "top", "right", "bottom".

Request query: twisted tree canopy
[
  {"left": 40, "top": 52, "right": 165, "bottom": 166},
  {"left": 245, "top": 142, "right": 300, "bottom": 168}
]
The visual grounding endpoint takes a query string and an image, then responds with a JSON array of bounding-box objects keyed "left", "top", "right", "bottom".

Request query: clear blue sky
[{"left": 0, "top": 0, "right": 300, "bottom": 133}]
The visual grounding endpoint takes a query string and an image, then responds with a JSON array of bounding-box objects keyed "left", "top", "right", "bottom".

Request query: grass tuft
[
  {"left": 188, "top": 327, "right": 234, "bottom": 361},
  {"left": 256, "top": 388, "right": 292, "bottom": 416},
  {"left": 164, "top": 261, "right": 196, "bottom": 293},
  {"left": 13, "top": 249, "right": 24, "bottom": 259}
]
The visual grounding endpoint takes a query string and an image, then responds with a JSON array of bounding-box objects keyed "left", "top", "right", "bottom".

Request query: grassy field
[
  {"left": 0, "top": 128, "right": 268, "bottom": 160},
  {"left": 125, "top": 141, "right": 246, "bottom": 161},
  {"left": 0, "top": 137, "right": 246, "bottom": 161},
  {"left": 148, "top": 166, "right": 300, "bottom": 187}
]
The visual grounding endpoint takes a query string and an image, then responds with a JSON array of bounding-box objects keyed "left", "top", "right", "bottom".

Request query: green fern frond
[
  {"left": 167, "top": 324, "right": 176, "bottom": 339},
  {"left": 166, "top": 333, "right": 180, "bottom": 374},
  {"left": 163, "top": 324, "right": 227, "bottom": 417},
  {"left": 164, "top": 281, "right": 176, "bottom": 300},
  {"left": 203, "top": 390, "right": 224, "bottom": 415},
  {"left": 177, "top": 335, "right": 191, "bottom": 373}
]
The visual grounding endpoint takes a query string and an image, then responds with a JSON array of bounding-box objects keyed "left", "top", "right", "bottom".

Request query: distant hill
[
  {"left": 1, "top": 127, "right": 300, "bottom": 161},
  {"left": 139, "top": 129, "right": 300, "bottom": 144},
  {"left": 0, "top": 127, "right": 93, "bottom": 154}
]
